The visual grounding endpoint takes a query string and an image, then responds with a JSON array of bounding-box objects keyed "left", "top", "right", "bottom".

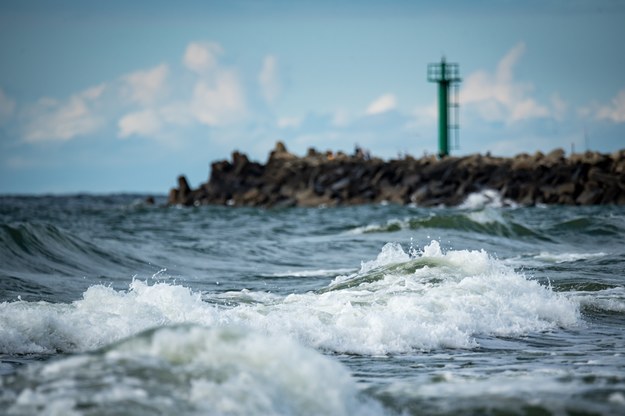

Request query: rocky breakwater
[{"left": 168, "top": 142, "right": 625, "bottom": 207}]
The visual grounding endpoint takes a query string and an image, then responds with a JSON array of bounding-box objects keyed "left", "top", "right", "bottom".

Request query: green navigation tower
[{"left": 427, "top": 57, "right": 461, "bottom": 158}]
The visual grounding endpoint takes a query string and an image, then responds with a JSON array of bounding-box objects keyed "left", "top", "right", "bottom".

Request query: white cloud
[
  {"left": 117, "top": 102, "right": 194, "bottom": 143},
  {"left": 277, "top": 116, "right": 301, "bottom": 129},
  {"left": 184, "top": 41, "right": 248, "bottom": 126},
  {"left": 184, "top": 42, "right": 222, "bottom": 74},
  {"left": 461, "top": 43, "right": 555, "bottom": 123},
  {"left": 366, "top": 93, "right": 397, "bottom": 115},
  {"left": 116, "top": 41, "right": 248, "bottom": 140},
  {"left": 22, "top": 84, "right": 106, "bottom": 143},
  {"left": 121, "top": 63, "right": 169, "bottom": 106},
  {"left": 259, "top": 55, "right": 280, "bottom": 104},
  {"left": 118, "top": 109, "right": 162, "bottom": 139},
  {"left": 332, "top": 108, "right": 351, "bottom": 127},
  {"left": 587, "top": 89, "right": 625, "bottom": 123},
  {"left": 0, "top": 87, "right": 16, "bottom": 124},
  {"left": 19, "top": 40, "right": 251, "bottom": 145},
  {"left": 116, "top": 63, "right": 174, "bottom": 140},
  {"left": 190, "top": 70, "right": 246, "bottom": 126}
]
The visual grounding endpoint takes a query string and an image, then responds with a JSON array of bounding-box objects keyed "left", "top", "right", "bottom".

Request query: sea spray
[
  {"left": 458, "top": 189, "right": 517, "bottom": 210},
  {"left": 1, "top": 325, "right": 382, "bottom": 416},
  {"left": 1, "top": 241, "right": 580, "bottom": 356},
  {"left": 2, "top": 196, "right": 624, "bottom": 415},
  {"left": 0, "top": 280, "right": 218, "bottom": 354}
]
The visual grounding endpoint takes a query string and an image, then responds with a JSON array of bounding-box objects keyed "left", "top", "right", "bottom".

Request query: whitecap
[
  {"left": 534, "top": 251, "right": 607, "bottom": 264},
  {"left": 3, "top": 325, "right": 382, "bottom": 416},
  {"left": 459, "top": 189, "right": 517, "bottom": 210},
  {"left": 570, "top": 287, "right": 625, "bottom": 313},
  {"left": 0, "top": 242, "right": 581, "bottom": 356}
]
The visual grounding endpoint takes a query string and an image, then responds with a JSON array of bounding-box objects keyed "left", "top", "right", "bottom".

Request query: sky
[{"left": 1, "top": 0, "right": 624, "bottom": 194}]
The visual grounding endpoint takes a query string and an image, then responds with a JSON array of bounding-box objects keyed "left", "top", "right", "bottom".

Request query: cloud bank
[
  {"left": 461, "top": 42, "right": 557, "bottom": 123},
  {"left": 582, "top": 89, "right": 625, "bottom": 123},
  {"left": 22, "top": 85, "right": 106, "bottom": 143},
  {"left": 121, "top": 64, "right": 169, "bottom": 107},
  {"left": 8, "top": 40, "right": 623, "bottom": 162}
]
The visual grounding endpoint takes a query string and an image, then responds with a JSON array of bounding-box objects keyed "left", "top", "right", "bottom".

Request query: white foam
[
  {"left": 0, "top": 241, "right": 580, "bottom": 356},
  {"left": 534, "top": 251, "right": 607, "bottom": 264},
  {"left": 609, "top": 392, "right": 625, "bottom": 404},
  {"left": 5, "top": 325, "right": 381, "bottom": 416},
  {"left": 269, "top": 268, "right": 355, "bottom": 278},
  {"left": 360, "top": 242, "right": 411, "bottom": 273},
  {"left": 377, "top": 367, "right": 599, "bottom": 415},
  {"left": 571, "top": 287, "right": 625, "bottom": 312},
  {"left": 348, "top": 218, "right": 405, "bottom": 235},
  {"left": 459, "top": 189, "right": 517, "bottom": 210},
  {"left": 465, "top": 207, "right": 509, "bottom": 226},
  {"left": 0, "top": 280, "right": 218, "bottom": 354}
]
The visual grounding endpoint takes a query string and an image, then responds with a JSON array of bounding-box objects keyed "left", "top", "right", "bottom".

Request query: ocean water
[{"left": 0, "top": 193, "right": 624, "bottom": 415}]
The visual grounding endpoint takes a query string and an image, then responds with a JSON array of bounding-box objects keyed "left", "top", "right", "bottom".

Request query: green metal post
[{"left": 438, "top": 59, "right": 449, "bottom": 158}]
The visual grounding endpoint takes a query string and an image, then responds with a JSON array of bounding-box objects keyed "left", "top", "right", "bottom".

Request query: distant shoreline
[{"left": 168, "top": 142, "right": 625, "bottom": 207}]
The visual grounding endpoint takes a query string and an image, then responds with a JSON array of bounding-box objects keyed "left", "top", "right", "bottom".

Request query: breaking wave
[
  {"left": 0, "top": 325, "right": 381, "bottom": 416},
  {"left": 0, "top": 241, "right": 580, "bottom": 356}
]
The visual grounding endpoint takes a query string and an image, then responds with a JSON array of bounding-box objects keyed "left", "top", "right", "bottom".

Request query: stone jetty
[{"left": 168, "top": 142, "right": 625, "bottom": 207}]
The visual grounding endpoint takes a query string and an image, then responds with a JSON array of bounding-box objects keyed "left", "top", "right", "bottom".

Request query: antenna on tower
[{"left": 427, "top": 57, "right": 461, "bottom": 158}]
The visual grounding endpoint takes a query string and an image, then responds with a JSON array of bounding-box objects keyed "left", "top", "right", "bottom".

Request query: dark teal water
[{"left": 1, "top": 194, "right": 624, "bottom": 415}]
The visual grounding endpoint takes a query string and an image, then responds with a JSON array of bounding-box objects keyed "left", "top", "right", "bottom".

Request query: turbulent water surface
[{"left": 0, "top": 194, "right": 624, "bottom": 415}]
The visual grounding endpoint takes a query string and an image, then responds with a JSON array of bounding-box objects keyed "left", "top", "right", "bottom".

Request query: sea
[{"left": 0, "top": 192, "right": 624, "bottom": 415}]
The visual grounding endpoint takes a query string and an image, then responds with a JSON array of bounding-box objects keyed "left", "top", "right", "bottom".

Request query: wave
[
  {"left": 0, "top": 325, "right": 381, "bottom": 416},
  {"left": 267, "top": 268, "right": 356, "bottom": 278},
  {"left": 0, "top": 275, "right": 55, "bottom": 300},
  {"left": 458, "top": 189, "right": 518, "bottom": 210},
  {"left": 548, "top": 217, "right": 623, "bottom": 236},
  {"left": 503, "top": 251, "right": 610, "bottom": 270},
  {"left": 349, "top": 211, "right": 546, "bottom": 240},
  {"left": 0, "top": 222, "right": 150, "bottom": 281},
  {"left": 571, "top": 287, "right": 625, "bottom": 314},
  {"left": 533, "top": 251, "right": 607, "bottom": 264},
  {"left": 347, "top": 202, "right": 625, "bottom": 247},
  {"left": 0, "top": 241, "right": 580, "bottom": 356}
]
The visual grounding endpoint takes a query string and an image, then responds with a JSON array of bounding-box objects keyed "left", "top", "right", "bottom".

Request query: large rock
[
  {"left": 168, "top": 175, "right": 193, "bottom": 205},
  {"left": 167, "top": 144, "right": 625, "bottom": 207}
]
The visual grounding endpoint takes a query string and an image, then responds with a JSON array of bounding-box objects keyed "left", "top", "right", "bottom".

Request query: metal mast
[{"left": 427, "top": 57, "right": 461, "bottom": 158}]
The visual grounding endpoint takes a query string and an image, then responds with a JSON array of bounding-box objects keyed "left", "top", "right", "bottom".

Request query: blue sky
[{"left": 1, "top": 0, "right": 624, "bottom": 194}]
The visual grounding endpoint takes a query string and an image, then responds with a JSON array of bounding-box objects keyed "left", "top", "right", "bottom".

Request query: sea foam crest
[
  {"left": 0, "top": 280, "right": 218, "bottom": 354},
  {"left": 459, "top": 189, "right": 517, "bottom": 210},
  {"left": 296, "top": 240, "right": 580, "bottom": 353},
  {"left": 2, "top": 325, "right": 381, "bottom": 416},
  {"left": 534, "top": 251, "right": 607, "bottom": 263},
  {"left": 572, "top": 287, "right": 625, "bottom": 313},
  {"left": 0, "top": 242, "right": 580, "bottom": 356}
]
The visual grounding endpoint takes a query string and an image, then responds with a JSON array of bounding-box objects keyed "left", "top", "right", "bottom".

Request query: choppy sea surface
[{"left": 0, "top": 193, "right": 624, "bottom": 415}]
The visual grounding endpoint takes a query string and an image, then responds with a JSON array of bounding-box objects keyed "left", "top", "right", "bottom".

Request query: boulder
[
  {"left": 268, "top": 141, "right": 297, "bottom": 162},
  {"left": 168, "top": 175, "right": 192, "bottom": 205},
  {"left": 168, "top": 146, "right": 625, "bottom": 207},
  {"left": 542, "top": 148, "right": 565, "bottom": 166},
  {"left": 576, "top": 182, "right": 602, "bottom": 205}
]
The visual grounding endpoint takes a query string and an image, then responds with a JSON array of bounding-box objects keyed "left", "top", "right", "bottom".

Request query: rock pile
[{"left": 168, "top": 142, "right": 625, "bottom": 207}]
